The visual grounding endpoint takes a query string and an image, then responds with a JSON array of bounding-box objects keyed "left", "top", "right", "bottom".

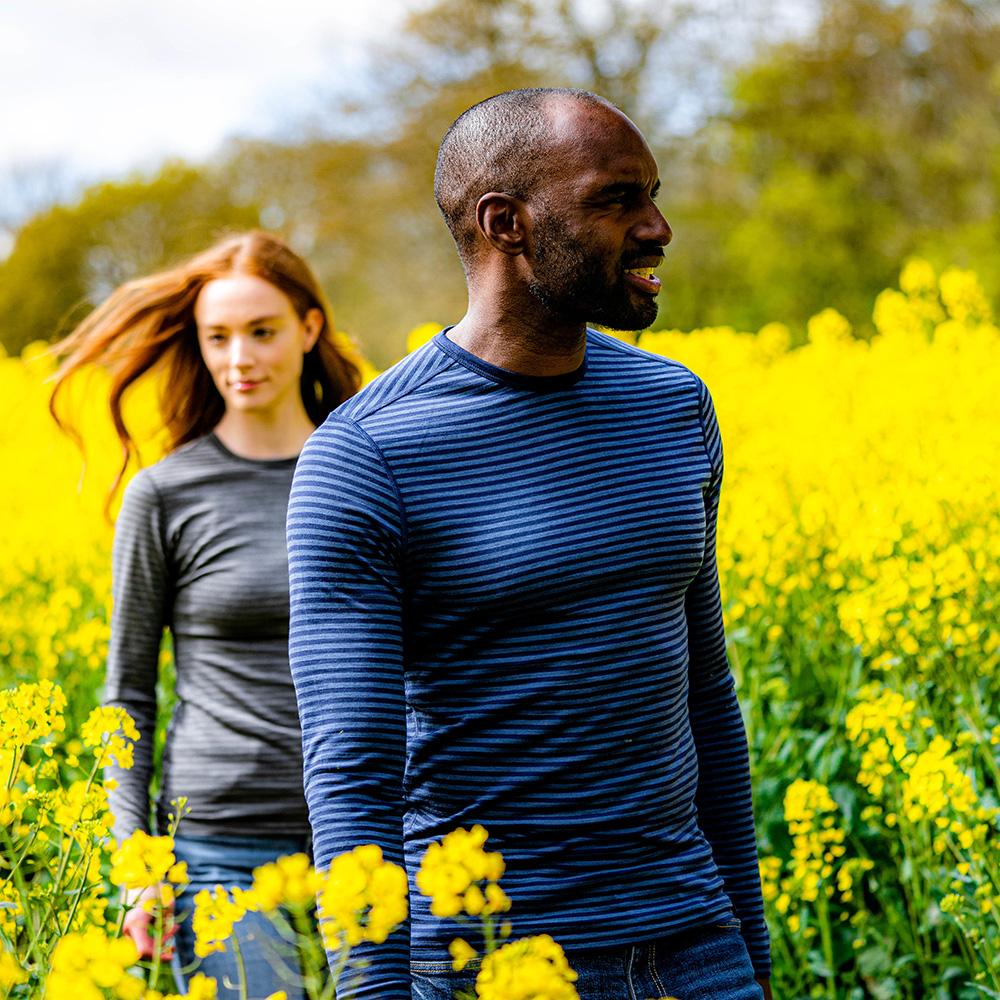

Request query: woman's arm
[{"left": 104, "top": 470, "right": 171, "bottom": 845}]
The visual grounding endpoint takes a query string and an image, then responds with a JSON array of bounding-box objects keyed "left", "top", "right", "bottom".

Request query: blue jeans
[
  {"left": 411, "top": 920, "right": 764, "bottom": 1000},
  {"left": 172, "top": 833, "right": 312, "bottom": 1000}
]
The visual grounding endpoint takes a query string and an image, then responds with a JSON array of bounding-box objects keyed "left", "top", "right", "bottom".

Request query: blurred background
[
  {"left": 2, "top": 5, "right": 999, "bottom": 995},
  {"left": 2, "top": 0, "right": 998, "bottom": 367}
]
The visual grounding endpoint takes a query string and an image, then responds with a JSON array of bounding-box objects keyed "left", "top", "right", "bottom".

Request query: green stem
[
  {"left": 329, "top": 938, "right": 352, "bottom": 996},
  {"left": 59, "top": 838, "right": 95, "bottom": 936},
  {"left": 230, "top": 932, "right": 249, "bottom": 1000},
  {"left": 0, "top": 823, "right": 45, "bottom": 969},
  {"left": 481, "top": 911, "right": 496, "bottom": 956},
  {"left": 4, "top": 747, "right": 24, "bottom": 791},
  {"left": 291, "top": 906, "right": 322, "bottom": 1000},
  {"left": 149, "top": 897, "right": 164, "bottom": 990},
  {"left": 816, "top": 892, "right": 837, "bottom": 1000},
  {"left": 771, "top": 913, "right": 808, "bottom": 998}
]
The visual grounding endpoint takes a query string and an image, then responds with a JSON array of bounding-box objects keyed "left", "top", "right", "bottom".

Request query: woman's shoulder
[{"left": 123, "top": 435, "right": 222, "bottom": 504}]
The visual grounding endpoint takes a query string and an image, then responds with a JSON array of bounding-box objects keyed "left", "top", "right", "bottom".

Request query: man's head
[{"left": 434, "top": 88, "right": 672, "bottom": 331}]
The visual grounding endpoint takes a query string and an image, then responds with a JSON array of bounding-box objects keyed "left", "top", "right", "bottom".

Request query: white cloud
[{"left": 0, "top": 0, "right": 409, "bottom": 180}]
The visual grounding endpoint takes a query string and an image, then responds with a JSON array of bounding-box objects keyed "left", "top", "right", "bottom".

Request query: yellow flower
[
  {"left": 939, "top": 267, "right": 993, "bottom": 325},
  {"left": 52, "top": 780, "right": 113, "bottom": 836},
  {"left": 450, "top": 937, "right": 478, "bottom": 972},
  {"left": 0, "top": 680, "right": 67, "bottom": 750},
  {"left": 250, "top": 852, "right": 323, "bottom": 912},
  {"left": 901, "top": 736, "right": 978, "bottom": 822},
  {"left": 417, "top": 825, "right": 506, "bottom": 919},
  {"left": 0, "top": 950, "right": 27, "bottom": 989},
  {"left": 45, "top": 928, "right": 144, "bottom": 1000},
  {"left": 317, "top": 844, "right": 408, "bottom": 951},
  {"left": 475, "top": 934, "right": 579, "bottom": 1000},
  {"left": 186, "top": 974, "right": 219, "bottom": 1000},
  {"left": 80, "top": 706, "right": 139, "bottom": 769},
  {"left": 781, "top": 780, "right": 846, "bottom": 902},
  {"left": 111, "top": 830, "right": 177, "bottom": 890},
  {"left": 192, "top": 885, "right": 252, "bottom": 958}
]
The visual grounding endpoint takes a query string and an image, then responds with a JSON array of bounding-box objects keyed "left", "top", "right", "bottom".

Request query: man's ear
[{"left": 476, "top": 192, "right": 528, "bottom": 256}]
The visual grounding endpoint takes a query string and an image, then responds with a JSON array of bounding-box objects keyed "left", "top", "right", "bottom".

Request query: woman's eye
[{"left": 206, "top": 333, "right": 226, "bottom": 344}]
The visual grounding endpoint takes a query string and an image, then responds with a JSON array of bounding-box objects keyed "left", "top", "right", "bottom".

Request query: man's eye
[{"left": 253, "top": 327, "right": 275, "bottom": 339}]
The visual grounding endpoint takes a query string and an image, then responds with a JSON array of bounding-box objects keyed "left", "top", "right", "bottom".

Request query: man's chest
[{"left": 398, "top": 431, "right": 711, "bottom": 614}]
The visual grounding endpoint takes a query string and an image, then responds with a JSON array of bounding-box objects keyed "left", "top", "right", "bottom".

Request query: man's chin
[{"left": 589, "top": 301, "right": 659, "bottom": 333}]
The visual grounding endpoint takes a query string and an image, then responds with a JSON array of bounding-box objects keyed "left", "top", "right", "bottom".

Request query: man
[{"left": 287, "top": 88, "right": 772, "bottom": 999}]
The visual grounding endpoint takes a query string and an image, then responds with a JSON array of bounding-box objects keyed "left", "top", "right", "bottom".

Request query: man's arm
[
  {"left": 287, "top": 414, "right": 410, "bottom": 999},
  {"left": 685, "top": 377, "right": 772, "bottom": 982}
]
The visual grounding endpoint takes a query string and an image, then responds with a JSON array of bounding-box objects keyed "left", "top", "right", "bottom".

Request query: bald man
[{"left": 288, "top": 88, "right": 772, "bottom": 999}]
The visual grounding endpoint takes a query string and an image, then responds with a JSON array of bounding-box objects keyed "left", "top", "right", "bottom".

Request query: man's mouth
[{"left": 624, "top": 264, "right": 662, "bottom": 295}]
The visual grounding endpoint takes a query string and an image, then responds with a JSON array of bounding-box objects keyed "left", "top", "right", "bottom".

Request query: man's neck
[{"left": 447, "top": 298, "right": 587, "bottom": 377}]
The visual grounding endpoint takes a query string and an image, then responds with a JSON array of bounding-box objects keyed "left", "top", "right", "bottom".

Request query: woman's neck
[{"left": 212, "top": 403, "right": 315, "bottom": 460}]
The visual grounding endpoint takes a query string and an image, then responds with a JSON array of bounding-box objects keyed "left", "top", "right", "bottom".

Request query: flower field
[{"left": 1, "top": 260, "right": 998, "bottom": 999}]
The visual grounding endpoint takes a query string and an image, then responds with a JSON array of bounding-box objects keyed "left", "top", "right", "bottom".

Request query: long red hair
[{"left": 50, "top": 230, "right": 361, "bottom": 511}]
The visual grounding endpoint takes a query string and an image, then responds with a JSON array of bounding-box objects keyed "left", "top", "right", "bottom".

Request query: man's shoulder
[
  {"left": 586, "top": 328, "right": 703, "bottom": 395},
  {"left": 336, "top": 336, "right": 453, "bottom": 426}
]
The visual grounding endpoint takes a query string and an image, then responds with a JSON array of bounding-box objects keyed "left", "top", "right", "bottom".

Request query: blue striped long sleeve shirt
[{"left": 287, "top": 329, "right": 770, "bottom": 997}]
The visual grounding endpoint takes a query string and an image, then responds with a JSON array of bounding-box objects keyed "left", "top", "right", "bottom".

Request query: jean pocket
[{"left": 714, "top": 918, "right": 743, "bottom": 931}]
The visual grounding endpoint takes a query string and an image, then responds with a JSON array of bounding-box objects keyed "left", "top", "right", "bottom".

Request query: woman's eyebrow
[{"left": 204, "top": 314, "right": 284, "bottom": 330}]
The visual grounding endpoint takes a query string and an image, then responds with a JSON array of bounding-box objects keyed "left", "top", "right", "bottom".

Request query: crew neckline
[
  {"left": 432, "top": 329, "right": 588, "bottom": 391},
  {"left": 208, "top": 432, "right": 301, "bottom": 468}
]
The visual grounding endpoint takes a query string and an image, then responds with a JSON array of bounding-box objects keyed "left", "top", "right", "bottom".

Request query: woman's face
[{"left": 194, "top": 273, "right": 322, "bottom": 419}]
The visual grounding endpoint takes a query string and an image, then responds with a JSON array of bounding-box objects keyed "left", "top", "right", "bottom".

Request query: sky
[{"left": 1, "top": 1, "right": 410, "bottom": 214}]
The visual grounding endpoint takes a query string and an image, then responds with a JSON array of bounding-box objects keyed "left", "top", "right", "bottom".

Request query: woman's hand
[{"left": 122, "top": 884, "right": 176, "bottom": 960}]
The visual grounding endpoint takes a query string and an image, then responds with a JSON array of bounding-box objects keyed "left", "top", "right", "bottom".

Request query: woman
[{"left": 50, "top": 231, "right": 362, "bottom": 997}]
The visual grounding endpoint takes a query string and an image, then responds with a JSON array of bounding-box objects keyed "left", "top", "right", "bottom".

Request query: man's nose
[{"left": 640, "top": 200, "right": 672, "bottom": 248}]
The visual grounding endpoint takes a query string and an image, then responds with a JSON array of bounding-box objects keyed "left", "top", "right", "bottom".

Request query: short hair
[{"left": 434, "top": 88, "right": 617, "bottom": 266}]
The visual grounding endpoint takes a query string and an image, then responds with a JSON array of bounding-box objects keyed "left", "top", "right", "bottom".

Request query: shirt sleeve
[
  {"left": 104, "top": 470, "right": 170, "bottom": 845},
  {"left": 286, "top": 413, "right": 410, "bottom": 999},
  {"left": 685, "top": 377, "right": 772, "bottom": 978}
]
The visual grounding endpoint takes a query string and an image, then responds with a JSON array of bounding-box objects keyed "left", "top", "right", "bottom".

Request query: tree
[
  {"left": 0, "top": 164, "right": 257, "bottom": 356},
  {"left": 660, "top": 0, "right": 1000, "bottom": 335}
]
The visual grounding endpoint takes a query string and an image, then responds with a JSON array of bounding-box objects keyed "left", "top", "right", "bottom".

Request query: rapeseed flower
[
  {"left": 0, "top": 949, "right": 27, "bottom": 990},
  {"left": 110, "top": 831, "right": 179, "bottom": 891},
  {"left": 250, "top": 852, "right": 323, "bottom": 912},
  {"left": 80, "top": 706, "right": 139, "bottom": 770},
  {"left": 416, "top": 825, "right": 509, "bottom": 919},
  {"left": 474, "top": 934, "right": 579, "bottom": 1000},
  {"left": 191, "top": 885, "right": 253, "bottom": 958},
  {"left": 318, "top": 844, "right": 408, "bottom": 950},
  {"left": 901, "top": 736, "right": 978, "bottom": 822},
  {"left": 45, "top": 928, "right": 144, "bottom": 1000},
  {"left": 0, "top": 680, "right": 66, "bottom": 751}
]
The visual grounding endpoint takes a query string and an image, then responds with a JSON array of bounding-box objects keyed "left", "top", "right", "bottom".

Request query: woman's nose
[{"left": 229, "top": 335, "right": 252, "bottom": 367}]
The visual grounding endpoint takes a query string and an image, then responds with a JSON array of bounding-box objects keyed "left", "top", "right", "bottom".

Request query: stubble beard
[{"left": 526, "top": 212, "right": 660, "bottom": 331}]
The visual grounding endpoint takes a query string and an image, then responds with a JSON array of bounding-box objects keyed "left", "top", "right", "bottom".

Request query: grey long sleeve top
[{"left": 104, "top": 433, "right": 310, "bottom": 844}]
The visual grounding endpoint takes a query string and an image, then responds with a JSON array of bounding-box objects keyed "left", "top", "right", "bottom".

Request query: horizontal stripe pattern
[
  {"left": 105, "top": 435, "right": 310, "bottom": 843},
  {"left": 287, "top": 329, "right": 770, "bottom": 997}
]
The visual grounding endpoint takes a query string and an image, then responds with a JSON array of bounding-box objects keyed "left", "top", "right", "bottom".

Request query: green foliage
[
  {"left": 0, "top": 165, "right": 258, "bottom": 356},
  {"left": 659, "top": 0, "right": 1000, "bottom": 335},
  {"left": 1, "top": 0, "right": 999, "bottom": 358}
]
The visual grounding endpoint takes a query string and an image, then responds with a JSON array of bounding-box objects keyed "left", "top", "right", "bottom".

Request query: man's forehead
[{"left": 543, "top": 98, "right": 658, "bottom": 182}]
